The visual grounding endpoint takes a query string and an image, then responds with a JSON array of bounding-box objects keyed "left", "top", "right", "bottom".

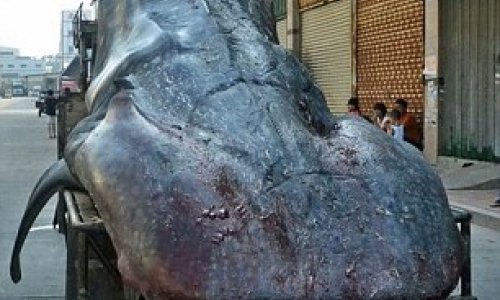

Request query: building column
[
  {"left": 286, "top": 0, "right": 300, "bottom": 56},
  {"left": 423, "top": 0, "right": 439, "bottom": 165}
]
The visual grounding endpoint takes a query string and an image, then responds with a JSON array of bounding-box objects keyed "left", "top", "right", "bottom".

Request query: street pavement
[
  {"left": 468, "top": 225, "right": 500, "bottom": 300},
  {"left": 0, "top": 97, "right": 498, "bottom": 299},
  {"left": 448, "top": 190, "right": 500, "bottom": 232},
  {"left": 0, "top": 97, "right": 65, "bottom": 299},
  {"left": 449, "top": 225, "right": 500, "bottom": 300}
]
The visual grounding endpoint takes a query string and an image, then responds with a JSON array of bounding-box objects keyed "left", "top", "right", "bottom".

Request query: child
[
  {"left": 382, "top": 110, "right": 404, "bottom": 141},
  {"left": 372, "top": 102, "right": 387, "bottom": 128}
]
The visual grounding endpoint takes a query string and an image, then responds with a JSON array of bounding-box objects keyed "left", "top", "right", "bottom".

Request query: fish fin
[{"left": 10, "top": 160, "right": 83, "bottom": 283}]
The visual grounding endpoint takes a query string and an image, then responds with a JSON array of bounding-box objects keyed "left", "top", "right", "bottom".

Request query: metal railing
[{"left": 450, "top": 206, "right": 476, "bottom": 299}]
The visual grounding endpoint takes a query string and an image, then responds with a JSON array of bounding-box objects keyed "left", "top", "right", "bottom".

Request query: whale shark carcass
[{"left": 11, "top": 0, "right": 463, "bottom": 299}]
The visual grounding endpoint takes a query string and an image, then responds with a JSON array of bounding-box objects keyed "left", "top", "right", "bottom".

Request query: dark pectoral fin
[{"left": 10, "top": 159, "right": 84, "bottom": 283}]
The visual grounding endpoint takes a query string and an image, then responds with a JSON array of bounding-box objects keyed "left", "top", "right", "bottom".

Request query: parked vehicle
[
  {"left": 12, "top": 85, "right": 26, "bottom": 97},
  {"left": 4, "top": 89, "right": 12, "bottom": 98}
]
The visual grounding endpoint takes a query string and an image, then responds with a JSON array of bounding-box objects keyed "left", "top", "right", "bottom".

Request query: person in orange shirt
[{"left": 394, "top": 98, "right": 423, "bottom": 150}]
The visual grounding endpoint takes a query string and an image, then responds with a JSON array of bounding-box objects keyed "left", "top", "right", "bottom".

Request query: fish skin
[{"left": 13, "top": 0, "right": 464, "bottom": 299}]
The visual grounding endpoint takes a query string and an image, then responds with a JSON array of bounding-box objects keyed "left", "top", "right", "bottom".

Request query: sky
[{"left": 0, "top": 0, "right": 92, "bottom": 58}]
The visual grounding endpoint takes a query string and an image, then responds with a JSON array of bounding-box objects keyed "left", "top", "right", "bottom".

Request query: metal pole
[
  {"left": 25, "top": 76, "right": 28, "bottom": 96},
  {"left": 451, "top": 206, "right": 475, "bottom": 299},
  {"left": 62, "top": 11, "right": 65, "bottom": 72},
  {"left": 460, "top": 218, "right": 472, "bottom": 297},
  {"left": 286, "top": 0, "right": 300, "bottom": 57}
]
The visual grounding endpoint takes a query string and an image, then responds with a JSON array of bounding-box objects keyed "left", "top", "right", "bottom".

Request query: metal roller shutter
[
  {"left": 299, "top": 0, "right": 326, "bottom": 10},
  {"left": 276, "top": 19, "right": 287, "bottom": 46},
  {"left": 300, "top": 0, "right": 353, "bottom": 115},
  {"left": 439, "top": 0, "right": 500, "bottom": 160},
  {"left": 356, "top": 0, "right": 424, "bottom": 121}
]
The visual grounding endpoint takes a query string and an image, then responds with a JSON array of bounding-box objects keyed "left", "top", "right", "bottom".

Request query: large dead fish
[{"left": 11, "top": 0, "right": 463, "bottom": 299}]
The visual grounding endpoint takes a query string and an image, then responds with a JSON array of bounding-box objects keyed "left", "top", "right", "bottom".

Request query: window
[
  {"left": 20, "top": 64, "right": 27, "bottom": 68},
  {"left": 35, "top": 64, "right": 42, "bottom": 68},
  {"left": 68, "top": 46, "right": 74, "bottom": 53},
  {"left": 0, "top": 64, "right": 3, "bottom": 68},
  {"left": 2, "top": 73, "right": 18, "bottom": 78},
  {"left": 7, "top": 64, "right": 14, "bottom": 68}
]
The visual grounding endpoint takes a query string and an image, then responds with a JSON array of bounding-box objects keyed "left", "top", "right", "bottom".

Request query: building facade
[
  {"left": 275, "top": 0, "right": 354, "bottom": 115},
  {"left": 0, "top": 47, "right": 46, "bottom": 78},
  {"left": 42, "top": 54, "right": 64, "bottom": 74},
  {"left": 356, "top": 0, "right": 424, "bottom": 123},
  {"left": 0, "top": 46, "right": 47, "bottom": 96},
  {"left": 275, "top": 0, "right": 423, "bottom": 117},
  {"left": 275, "top": 0, "right": 500, "bottom": 162}
]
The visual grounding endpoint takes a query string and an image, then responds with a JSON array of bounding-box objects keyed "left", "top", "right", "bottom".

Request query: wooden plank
[{"left": 74, "top": 192, "right": 101, "bottom": 224}]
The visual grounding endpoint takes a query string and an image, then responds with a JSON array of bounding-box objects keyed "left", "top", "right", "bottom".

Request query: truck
[{"left": 12, "top": 85, "right": 26, "bottom": 97}]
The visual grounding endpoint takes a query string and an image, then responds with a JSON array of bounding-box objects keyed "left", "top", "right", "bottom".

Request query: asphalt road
[{"left": 0, "top": 97, "right": 65, "bottom": 299}]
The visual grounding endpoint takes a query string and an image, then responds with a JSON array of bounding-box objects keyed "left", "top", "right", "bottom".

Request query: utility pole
[
  {"left": 61, "top": 11, "right": 65, "bottom": 73},
  {"left": 286, "top": 0, "right": 300, "bottom": 57},
  {"left": 25, "top": 76, "right": 29, "bottom": 96}
]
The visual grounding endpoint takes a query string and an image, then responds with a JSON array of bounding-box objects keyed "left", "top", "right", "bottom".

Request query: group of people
[{"left": 347, "top": 97, "right": 423, "bottom": 150}]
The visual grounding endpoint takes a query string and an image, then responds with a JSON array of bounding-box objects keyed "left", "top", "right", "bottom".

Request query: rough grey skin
[{"left": 11, "top": 0, "right": 463, "bottom": 299}]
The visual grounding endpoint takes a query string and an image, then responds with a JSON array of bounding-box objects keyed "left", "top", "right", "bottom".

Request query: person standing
[
  {"left": 381, "top": 109, "right": 404, "bottom": 141},
  {"left": 394, "top": 98, "right": 422, "bottom": 150},
  {"left": 44, "top": 90, "right": 58, "bottom": 139}
]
